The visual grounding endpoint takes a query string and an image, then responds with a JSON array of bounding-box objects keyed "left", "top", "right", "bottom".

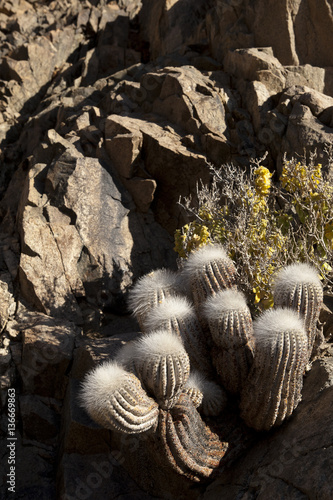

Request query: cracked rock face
[
  {"left": 0, "top": 0, "right": 332, "bottom": 499},
  {"left": 14, "top": 128, "right": 177, "bottom": 328}
]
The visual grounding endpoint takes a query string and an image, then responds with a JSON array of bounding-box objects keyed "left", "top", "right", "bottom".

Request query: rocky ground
[{"left": 0, "top": 1, "right": 332, "bottom": 499}]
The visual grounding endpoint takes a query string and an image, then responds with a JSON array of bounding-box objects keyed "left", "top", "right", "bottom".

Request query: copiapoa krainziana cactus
[
  {"left": 203, "top": 289, "right": 254, "bottom": 394},
  {"left": 181, "top": 244, "right": 237, "bottom": 319},
  {"left": 239, "top": 308, "right": 309, "bottom": 431},
  {"left": 129, "top": 330, "right": 191, "bottom": 410},
  {"left": 127, "top": 269, "right": 179, "bottom": 330},
  {"left": 79, "top": 361, "right": 159, "bottom": 434},
  {"left": 158, "top": 393, "right": 228, "bottom": 482},
  {"left": 183, "top": 371, "right": 228, "bottom": 416},
  {"left": 142, "top": 295, "right": 214, "bottom": 377},
  {"left": 183, "top": 372, "right": 204, "bottom": 409},
  {"left": 273, "top": 262, "right": 324, "bottom": 356}
]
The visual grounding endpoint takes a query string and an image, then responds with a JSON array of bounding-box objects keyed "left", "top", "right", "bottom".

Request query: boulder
[
  {"left": 224, "top": 47, "right": 285, "bottom": 83},
  {"left": 139, "top": 0, "right": 209, "bottom": 59},
  {"left": 17, "top": 160, "right": 84, "bottom": 323},
  {"left": 105, "top": 113, "right": 210, "bottom": 233},
  {"left": 280, "top": 102, "right": 333, "bottom": 170},
  {"left": 18, "top": 311, "right": 79, "bottom": 398},
  {"left": 244, "top": 80, "right": 273, "bottom": 133},
  {"left": 276, "top": 86, "right": 333, "bottom": 171},
  {"left": 153, "top": 66, "right": 227, "bottom": 136},
  {"left": 278, "top": 85, "right": 333, "bottom": 117},
  {"left": 81, "top": 3, "right": 141, "bottom": 85},
  {"left": 284, "top": 65, "right": 326, "bottom": 95},
  {"left": 0, "top": 28, "right": 83, "bottom": 118}
]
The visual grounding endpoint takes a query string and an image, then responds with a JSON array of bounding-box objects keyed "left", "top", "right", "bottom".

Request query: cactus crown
[
  {"left": 203, "top": 289, "right": 248, "bottom": 318},
  {"left": 127, "top": 269, "right": 178, "bottom": 315},
  {"left": 184, "top": 372, "right": 226, "bottom": 407},
  {"left": 134, "top": 329, "right": 186, "bottom": 357},
  {"left": 184, "top": 371, "right": 205, "bottom": 391},
  {"left": 79, "top": 361, "right": 134, "bottom": 410},
  {"left": 143, "top": 295, "right": 194, "bottom": 329},
  {"left": 182, "top": 244, "right": 231, "bottom": 277},
  {"left": 273, "top": 263, "right": 321, "bottom": 290},
  {"left": 253, "top": 308, "right": 305, "bottom": 342}
]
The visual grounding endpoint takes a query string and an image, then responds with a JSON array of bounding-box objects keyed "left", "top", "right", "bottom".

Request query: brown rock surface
[
  {"left": 105, "top": 110, "right": 210, "bottom": 232},
  {"left": 276, "top": 85, "right": 333, "bottom": 172},
  {"left": 18, "top": 311, "right": 79, "bottom": 398},
  {"left": 224, "top": 47, "right": 285, "bottom": 83}
]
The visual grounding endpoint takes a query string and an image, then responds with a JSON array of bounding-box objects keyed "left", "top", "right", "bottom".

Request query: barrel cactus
[
  {"left": 180, "top": 244, "right": 237, "bottom": 319},
  {"left": 128, "top": 329, "right": 191, "bottom": 410},
  {"left": 183, "top": 371, "right": 228, "bottom": 416},
  {"left": 203, "top": 289, "right": 254, "bottom": 394},
  {"left": 273, "top": 263, "right": 324, "bottom": 356},
  {"left": 142, "top": 295, "right": 214, "bottom": 376},
  {"left": 79, "top": 362, "right": 159, "bottom": 434},
  {"left": 158, "top": 393, "right": 228, "bottom": 482},
  {"left": 196, "top": 377, "right": 228, "bottom": 417},
  {"left": 182, "top": 372, "right": 204, "bottom": 409},
  {"left": 239, "top": 308, "right": 309, "bottom": 431},
  {"left": 81, "top": 332, "right": 227, "bottom": 482},
  {"left": 128, "top": 269, "right": 179, "bottom": 329}
]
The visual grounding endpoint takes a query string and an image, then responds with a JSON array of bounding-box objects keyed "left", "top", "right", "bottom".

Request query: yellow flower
[
  {"left": 267, "top": 247, "right": 275, "bottom": 258},
  {"left": 260, "top": 294, "right": 274, "bottom": 309},
  {"left": 253, "top": 287, "right": 261, "bottom": 304},
  {"left": 252, "top": 196, "right": 268, "bottom": 215},
  {"left": 198, "top": 207, "right": 213, "bottom": 220},
  {"left": 324, "top": 223, "right": 333, "bottom": 241},
  {"left": 254, "top": 166, "right": 272, "bottom": 197},
  {"left": 322, "top": 262, "right": 332, "bottom": 273}
]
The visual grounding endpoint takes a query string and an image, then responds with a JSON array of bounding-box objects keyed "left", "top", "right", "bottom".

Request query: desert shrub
[{"left": 174, "top": 153, "right": 333, "bottom": 312}]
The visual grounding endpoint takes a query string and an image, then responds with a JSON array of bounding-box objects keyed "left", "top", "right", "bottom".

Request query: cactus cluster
[{"left": 80, "top": 244, "right": 323, "bottom": 484}]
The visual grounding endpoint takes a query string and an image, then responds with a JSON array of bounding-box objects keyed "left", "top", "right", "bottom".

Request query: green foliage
[{"left": 174, "top": 155, "right": 333, "bottom": 311}]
